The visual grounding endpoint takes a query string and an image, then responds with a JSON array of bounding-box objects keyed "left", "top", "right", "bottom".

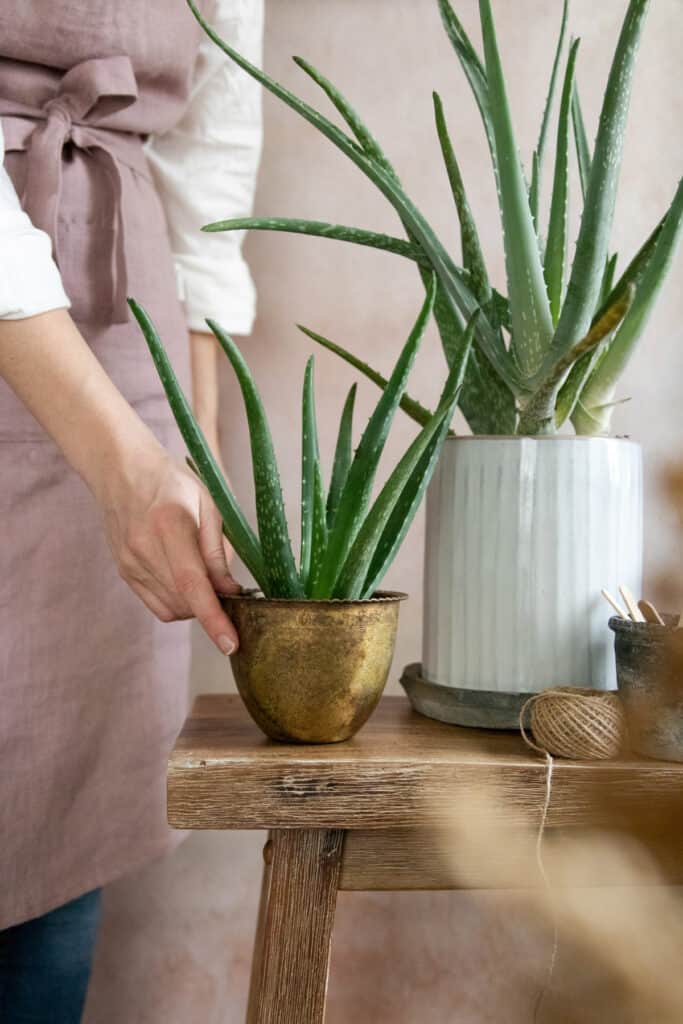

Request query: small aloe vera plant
[
  {"left": 129, "top": 276, "right": 471, "bottom": 600},
  {"left": 188, "top": 0, "right": 682, "bottom": 437}
]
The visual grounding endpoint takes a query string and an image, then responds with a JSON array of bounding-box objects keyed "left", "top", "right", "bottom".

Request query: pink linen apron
[{"left": 0, "top": 1, "right": 206, "bottom": 928}]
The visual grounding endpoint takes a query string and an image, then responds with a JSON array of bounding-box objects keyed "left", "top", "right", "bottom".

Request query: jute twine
[
  {"left": 520, "top": 687, "right": 627, "bottom": 761},
  {"left": 518, "top": 688, "right": 627, "bottom": 1021}
]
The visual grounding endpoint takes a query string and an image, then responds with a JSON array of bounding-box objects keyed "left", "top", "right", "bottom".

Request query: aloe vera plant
[
  {"left": 189, "top": 0, "right": 682, "bottom": 437},
  {"left": 129, "top": 276, "right": 470, "bottom": 600}
]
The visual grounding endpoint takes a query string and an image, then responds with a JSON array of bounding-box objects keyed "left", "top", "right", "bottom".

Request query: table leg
[{"left": 246, "top": 828, "right": 345, "bottom": 1024}]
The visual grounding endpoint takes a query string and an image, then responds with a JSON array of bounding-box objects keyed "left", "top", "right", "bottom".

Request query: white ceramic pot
[{"left": 411, "top": 436, "right": 643, "bottom": 728}]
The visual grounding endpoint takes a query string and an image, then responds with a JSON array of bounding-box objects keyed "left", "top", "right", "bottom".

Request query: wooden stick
[
  {"left": 638, "top": 599, "right": 665, "bottom": 626},
  {"left": 619, "top": 584, "right": 646, "bottom": 622},
  {"left": 601, "top": 588, "right": 629, "bottom": 619}
]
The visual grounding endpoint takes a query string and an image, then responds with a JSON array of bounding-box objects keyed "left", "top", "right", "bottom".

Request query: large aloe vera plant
[
  {"left": 129, "top": 277, "right": 471, "bottom": 599},
  {"left": 188, "top": 0, "right": 682, "bottom": 437}
]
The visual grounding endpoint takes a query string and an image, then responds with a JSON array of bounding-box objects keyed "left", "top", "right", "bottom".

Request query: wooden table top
[{"left": 167, "top": 695, "right": 683, "bottom": 831}]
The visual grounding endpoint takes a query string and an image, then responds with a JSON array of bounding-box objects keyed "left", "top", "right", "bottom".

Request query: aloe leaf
[
  {"left": 427, "top": 278, "right": 517, "bottom": 434},
  {"left": 520, "top": 284, "right": 634, "bottom": 434},
  {"left": 334, "top": 320, "right": 471, "bottom": 600},
  {"left": 572, "top": 398, "right": 603, "bottom": 434},
  {"left": 203, "top": 217, "right": 423, "bottom": 262},
  {"left": 571, "top": 86, "right": 592, "bottom": 203},
  {"left": 437, "top": 0, "right": 496, "bottom": 167},
  {"left": 529, "top": 0, "right": 570, "bottom": 226},
  {"left": 484, "top": 288, "right": 512, "bottom": 334},
  {"left": 556, "top": 213, "right": 665, "bottom": 425},
  {"left": 300, "top": 356, "right": 326, "bottom": 590},
  {"left": 312, "top": 278, "right": 436, "bottom": 598},
  {"left": 479, "top": 0, "right": 554, "bottom": 379},
  {"left": 361, "top": 313, "right": 478, "bottom": 598},
  {"left": 289, "top": 46, "right": 502, "bottom": 439},
  {"left": 600, "top": 252, "right": 618, "bottom": 307},
  {"left": 593, "top": 215, "right": 664, "bottom": 326},
  {"left": 433, "top": 91, "right": 491, "bottom": 304},
  {"left": 298, "top": 325, "right": 441, "bottom": 433},
  {"left": 309, "top": 461, "right": 328, "bottom": 597},
  {"left": 326, "top": 383, "right": 356, "bottom": 530},
  {"left": 573, "top": 177, "right": 683, "bottom": 433},
  {"left": 206, "top": 319, "right": 304, "bottom": 598},
  {"left": 335, "top": 403, "right": 454, "bottom": 600},
  {"left": 292, "top": 56, "right": 399, "bottom": 182},
  {"left": 291, "top": 52, "right": 514, "bottom": 395},
  {"left": 551, "top": 0, "right": 651, "bottom": 367},
  {"left": 186, "top": 0, "right": 521, "bottom": 394},
  {"left": 544, "top": 39, "right": 580, "bottom": 325},
  {"left": 128, "top": 300, "right": 266, "bottom": 586},
  {"left": 529, "top": 150, "right": 541, "bottom": 232}
]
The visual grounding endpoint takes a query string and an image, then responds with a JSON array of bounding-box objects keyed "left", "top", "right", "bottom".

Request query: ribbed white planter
[{"left": 410, "top": 436, "right": 643, "bottom": 728}]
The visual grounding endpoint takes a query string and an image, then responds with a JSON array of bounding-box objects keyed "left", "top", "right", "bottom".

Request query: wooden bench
[{"left": 168, "top": 694, "right": 683, "bottom": 1023}]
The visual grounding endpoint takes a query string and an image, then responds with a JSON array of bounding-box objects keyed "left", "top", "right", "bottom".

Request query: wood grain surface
[
  {"left": 167, "top": 696, "right": 683, "bottom": 833},
  {"left": 339, "top": 826, "right": 683, "bottom": 890},
  {"left": 246, "top": 829, "right": 343, "bottom": 1024}
]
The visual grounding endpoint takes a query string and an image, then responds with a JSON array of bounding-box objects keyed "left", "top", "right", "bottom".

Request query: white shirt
[{"left": 0, "top": 0, "right": 263, "bottom": 335}]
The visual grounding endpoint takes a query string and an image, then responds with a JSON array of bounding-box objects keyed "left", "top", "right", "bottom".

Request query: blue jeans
[{"left": 0, "top": 889, "right": 101, "bottom": 1023}]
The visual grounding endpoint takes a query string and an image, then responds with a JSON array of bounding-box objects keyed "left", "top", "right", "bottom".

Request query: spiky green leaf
[
  {"left": 326, "top": 383, "right": 357, "bottom": 529},
  {"left": 292, "top": 56, "right": 399, "bottom": 181},
  {"left": 203, "top": 217, "right": 423, "bottom": 262},
  {"left": 600, "top": 252, "right": 619, "bottom": 307},
  {"left": 425, "top": 276, "right": 517, "bottom": 434},
  {"left": 520, "top": 284, "right": 635, "bottom": 434},
  {"left": 479, "top": 0, "right": 554, "bottom": 378},
  {"left": 334, "top": 318, "right": 472, "bottom": 600},
  {"left": 206, "top": 319, "right": 303, "bottom": 598},
  {"left": 128, "top": 299, "right": 266, "bottom": 586},
  {"left": 298, "top": 325, "right": 441, "bottom": 433},
  {"left": 361, "top": 313, "right": 477, "bottom": 597},
  {"left": 437, "top": 0, "right": 496, "bottom": 168},
  {"left": 556, "top": 213, "right": 665, "bottom": 425},
  {"left": 433, "top": 91, "right": 490, "bottom": 303},
  {"left": 300, "top": 356, "right": 327, "bottom": 591},
  {"left": 312, "top": 278, "right": 436, "bottom": 597},
  {"left": 573, "top": 177, "right": 683, "bottom": 433},
  {"left": 544, "top": 39, "right": 580, "bottom": 324},
  {"left": 571, "top": 86, "right": 592, "bottom": 203},
  {"left": 551, "top": 0, "right": 651, "bottom": 367},
  {"left": 529, "top": 0, "right": 570, "bottom": 225}
]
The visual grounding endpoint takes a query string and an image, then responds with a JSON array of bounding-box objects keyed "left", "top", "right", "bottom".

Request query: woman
[{"left": 0, "top": 1, "right": 263, "bottom": 1018}]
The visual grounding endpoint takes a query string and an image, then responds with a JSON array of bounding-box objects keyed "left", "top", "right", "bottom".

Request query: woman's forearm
[
  {"left": 189, "top": 329, "right": 221, "bottom": 447},
  {"left": 0, "top": 308, "right": 160, "bottom": 497},
  {"left": 0, "top": 308, "right": 241, "bottom": 652}
]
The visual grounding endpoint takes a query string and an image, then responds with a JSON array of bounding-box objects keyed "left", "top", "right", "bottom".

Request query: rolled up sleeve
[
  {"left": 146, "top": 0, "right": 264, "bottom": 336},
  {"left": 0, "top": 123, "right": 70, "bottom": 320}
]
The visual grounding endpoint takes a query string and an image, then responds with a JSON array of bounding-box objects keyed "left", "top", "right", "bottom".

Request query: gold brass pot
[{"left": 222, "top": 591, "right": 407, "bottom": 743}]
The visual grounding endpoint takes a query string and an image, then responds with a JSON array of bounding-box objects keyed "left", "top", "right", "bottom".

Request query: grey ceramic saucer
[{"left": 400, "top": 663, "right": 533, "bottom": 730}]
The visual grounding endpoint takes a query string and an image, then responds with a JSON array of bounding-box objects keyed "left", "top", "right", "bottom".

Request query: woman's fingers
[
  {"left": 197, "top": 488, "right": 241, "bottom": 596},
  {"left": 127, "top": 578, "right": 178, "bottom": 624},
  {"left": 162, "top": 509, "right": 240, "bottom": 655}
]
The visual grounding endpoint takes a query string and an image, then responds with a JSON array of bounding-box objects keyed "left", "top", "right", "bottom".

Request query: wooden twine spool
[{"left": 521, "top": 687, "right": 627, "bottom": 760}]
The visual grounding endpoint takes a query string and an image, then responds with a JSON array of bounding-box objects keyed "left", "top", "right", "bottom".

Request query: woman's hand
[
  {"left": 97, "top": 441, "right": 241, "bottom": 653},
  {"left": 0, "top": 309, "right": 240, "bottom": 654}
]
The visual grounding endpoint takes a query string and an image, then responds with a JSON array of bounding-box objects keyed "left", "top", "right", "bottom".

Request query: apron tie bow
[{"left": 8, "top": 56, "right": 139, "bottom": 323}]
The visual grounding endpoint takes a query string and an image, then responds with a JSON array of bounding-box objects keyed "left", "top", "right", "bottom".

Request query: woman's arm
[
  {"left": 147, "top": 0, "right": 263, "bottom": 333},
  {"left": 190, "top": 328, "right": 223, "bottom": 459},
  {"left": 0, "top": 309, "right": 240, "bottom": 654}
]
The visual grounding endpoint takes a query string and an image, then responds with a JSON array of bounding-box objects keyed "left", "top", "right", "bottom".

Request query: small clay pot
[
  {"left": 222, "top": 591, "right": 407, "bottom": 744},
  {"left": 609, "top": 614, "right": 683, "bottom": 762}
]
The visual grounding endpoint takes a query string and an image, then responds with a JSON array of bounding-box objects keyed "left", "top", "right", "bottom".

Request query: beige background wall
[{"left": 85, "top": 1, "right": 682, "bottom": 1021}]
